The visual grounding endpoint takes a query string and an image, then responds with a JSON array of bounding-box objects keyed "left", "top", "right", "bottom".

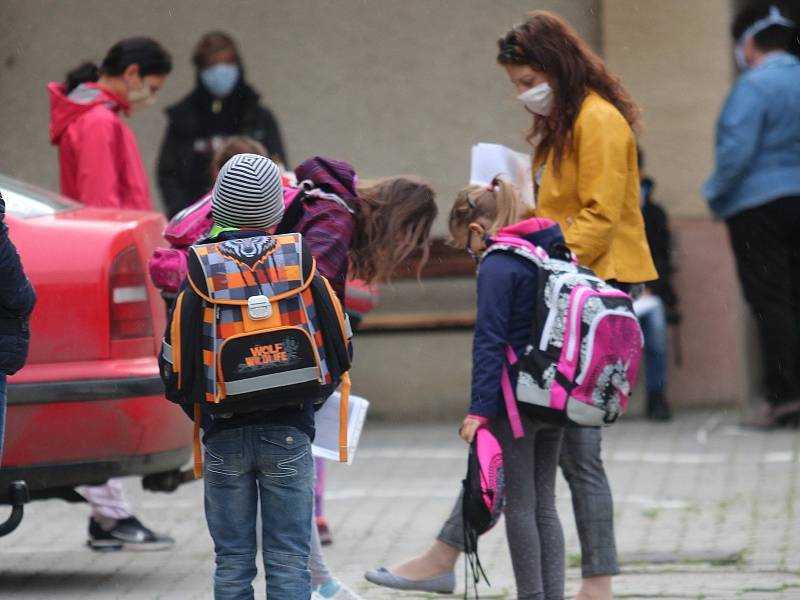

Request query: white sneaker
[{"left": 312, "top": 579, "right": 365, "bottom": 599}]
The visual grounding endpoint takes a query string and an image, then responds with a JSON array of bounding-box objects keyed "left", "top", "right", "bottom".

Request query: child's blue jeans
[
  {"left": 637, "top": 296, "right": 667, "bottom": 395},
  {"left": 204, "top": 424, "right": 313, "bottom": 600}
]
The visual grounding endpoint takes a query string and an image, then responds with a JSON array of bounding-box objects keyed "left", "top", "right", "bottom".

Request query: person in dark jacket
[
  {"left": 156, "top": 31, "right": 287, "bottom": 217},
  {"left": 641, "top": 177, "right": 680, "bottom": 319},
  {"left": 0, "top": 191, "right": 37, "bottom": 465},
  {"left": 638, "top": 149, "right": 681, "bottom": 422}
]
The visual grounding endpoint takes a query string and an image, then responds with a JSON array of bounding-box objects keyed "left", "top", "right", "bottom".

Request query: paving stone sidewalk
[{"left": 1, "top": 409, "right": 799, "bottom": 599}]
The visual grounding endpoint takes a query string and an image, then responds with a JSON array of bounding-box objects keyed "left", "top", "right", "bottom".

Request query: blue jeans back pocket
[
  {"left": 257, "top": 428, "right": 310, "bottom": 485},
  {"left": 205, "top": 428, "right": 245, "bottom": 482}
]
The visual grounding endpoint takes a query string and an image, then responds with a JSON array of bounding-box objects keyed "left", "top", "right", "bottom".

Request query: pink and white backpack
[{"left": 485, "top": 235, "right": 643, "bottom": 434}]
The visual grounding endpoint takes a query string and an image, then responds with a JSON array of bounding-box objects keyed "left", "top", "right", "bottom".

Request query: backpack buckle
[{"left": 248, "top": 295, "right": 272, "bottom": 320}]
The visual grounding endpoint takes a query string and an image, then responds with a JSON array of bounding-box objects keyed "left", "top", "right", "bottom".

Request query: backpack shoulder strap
[
  {"left": 298, "top": 236, "right": 316, "bottom": 282},
  {"left": 276, "top": 187, "right": 307, "bottom": 234},
  {"left": 186, "top": 244, "right": 213, "bottom": 301},
  {"left": 482, "top": 236, "right": 550, "bottom": 267}
]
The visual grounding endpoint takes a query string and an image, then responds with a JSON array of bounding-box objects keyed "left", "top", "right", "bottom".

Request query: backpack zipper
[{"left": 566, "top": 286, "right": 593, "bottom": 362}]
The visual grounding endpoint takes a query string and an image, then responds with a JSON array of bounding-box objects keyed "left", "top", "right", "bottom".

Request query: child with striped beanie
[{"left": 211, "top": 152, "right": 285, "bottom": 232}]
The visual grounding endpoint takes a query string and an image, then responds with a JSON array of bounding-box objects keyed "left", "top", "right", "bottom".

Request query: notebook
[
  {"left": 469, "top": 143, "right": 535, "bottom": 207},
  {"left": 312, "top": 392, "right": 369, "bottom": 465}
]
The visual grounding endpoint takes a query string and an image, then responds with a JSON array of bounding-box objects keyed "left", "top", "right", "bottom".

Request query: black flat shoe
[
  {"left": 773, "top": 401, "right": 800, "bottom": 428},
  {"left": 646, "top": 392, "right": 672, "bottom": 422}
]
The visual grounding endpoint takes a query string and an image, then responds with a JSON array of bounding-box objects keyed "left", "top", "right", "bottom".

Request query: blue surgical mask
[{"left": 200, "top": 64, "right": 240, "bottom": 98}]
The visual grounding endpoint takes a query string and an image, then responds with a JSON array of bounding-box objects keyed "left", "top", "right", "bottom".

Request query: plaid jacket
[
  {"left": 291, "top": 157, "right": 361, "bottom": 304},
  {"left": 291, "top": 197, "right": 354, "bottom": 305}
]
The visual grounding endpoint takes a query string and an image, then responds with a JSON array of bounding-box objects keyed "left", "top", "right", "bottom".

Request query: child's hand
[{"left": 459, "top": 417, "right": 482, "bottom": 444}]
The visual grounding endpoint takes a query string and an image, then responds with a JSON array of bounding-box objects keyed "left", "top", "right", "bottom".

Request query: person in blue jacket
[
  {"left": 704, "top": 3, "right": 800, "bottom": 427},
  {"left": 0, "top": 191, "right": 37, "bottom": 465}
]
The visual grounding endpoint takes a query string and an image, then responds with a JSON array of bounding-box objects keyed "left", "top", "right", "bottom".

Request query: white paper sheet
[
  {"left": 469, "top": 143, "right": 535, "bottom": 207},
  {"left": 312, "top": 392, "right": 369, "bottom": 465}
]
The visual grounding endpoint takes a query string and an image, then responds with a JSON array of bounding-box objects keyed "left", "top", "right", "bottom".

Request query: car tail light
[{"left": 110, "top": 247, "right": 153, "bottom": 340}]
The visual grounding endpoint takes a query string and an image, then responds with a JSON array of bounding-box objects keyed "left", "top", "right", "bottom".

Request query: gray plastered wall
[
  {"left": 2, "top": 0, "right": 755, "bottom": 415},
  {"left": 0, "top": 0, "right": 600, "bottom": 234}
]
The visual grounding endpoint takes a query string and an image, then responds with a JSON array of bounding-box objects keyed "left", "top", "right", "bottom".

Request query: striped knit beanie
[{"left": 212, "top": 153, "right": 284, "bottom": 229}]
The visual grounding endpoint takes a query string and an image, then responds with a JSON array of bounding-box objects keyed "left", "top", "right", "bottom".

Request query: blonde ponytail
[{"left": 488, "top": 178, "right": 526, "bottom": 234}]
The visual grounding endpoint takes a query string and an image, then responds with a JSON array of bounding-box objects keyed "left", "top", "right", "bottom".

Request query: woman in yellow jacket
[
  {"left": 531, "top": 91, "right": 655, "bottom": 283},
  {"left": 499, "top": 12, "right": 655, "bottom": 600},
  {"left": 364, "top": 12, "right": 655, "bottom": 600},
  {"left": 503, "top": 16, "right": 656, "bottom": 285}
]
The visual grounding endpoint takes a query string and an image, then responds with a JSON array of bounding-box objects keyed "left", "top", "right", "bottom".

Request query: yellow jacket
[{"left": 533, "top": 91, "right": 656, "bottom": 283}]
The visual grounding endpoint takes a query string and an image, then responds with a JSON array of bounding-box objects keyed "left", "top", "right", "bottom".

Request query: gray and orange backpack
[{"left": 160, "top": 232, "right": 353, "bottom": 477}]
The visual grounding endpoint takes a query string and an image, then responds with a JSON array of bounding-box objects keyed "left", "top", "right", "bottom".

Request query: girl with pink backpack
[
  {"left": 368, "top": 179, "right": 569, "bottom": 599},
  {"left": 454, "top": 180, "right": 570, "bottom": 598}
]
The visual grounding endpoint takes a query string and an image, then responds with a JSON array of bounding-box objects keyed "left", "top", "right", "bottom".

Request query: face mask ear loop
[{"left": 736, "top": 5, "right": 797, "bottom": 70}]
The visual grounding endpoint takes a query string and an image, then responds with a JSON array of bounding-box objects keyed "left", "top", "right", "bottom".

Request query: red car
[{"left": 0, "top": 174, "right": 192, "bottom": 526}]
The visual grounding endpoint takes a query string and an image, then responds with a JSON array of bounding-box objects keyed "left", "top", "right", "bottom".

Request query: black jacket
[
  {"left": 156, "top": 81, "right": 287, "bottom": 218},
  {"left": 0, "top": 192, "right": 36, "bottom": 375},
  {"left": 641, "top": 178, "right": 680, "bottom": 321}
]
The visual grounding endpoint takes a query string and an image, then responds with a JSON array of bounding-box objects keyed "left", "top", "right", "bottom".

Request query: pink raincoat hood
[
  {"left": 48, "top": 82, "right": 128, "bottom": 144},
  {"left": 47, "top": 82, "right": 151, "bottom": 211},
  {"left": 496, "top": 217, "right": 558, "bottom": 238}
]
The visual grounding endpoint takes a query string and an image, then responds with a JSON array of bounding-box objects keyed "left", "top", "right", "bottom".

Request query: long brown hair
[
  {"left": 448, "top": 177, "right": 527, "bottom": 245},
  {"left": 350, "top": 177, "right": 437, "bottom": 283},
  {"left": 497, "top": 11, "right": 640, "bottom": 171}
]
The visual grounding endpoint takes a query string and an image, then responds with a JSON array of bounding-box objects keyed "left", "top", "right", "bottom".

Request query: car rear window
[{"left": 0, "top": 175, "right": 79, "bottom": 219}]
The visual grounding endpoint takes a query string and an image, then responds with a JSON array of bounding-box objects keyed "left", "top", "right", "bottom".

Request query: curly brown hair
[{"left": 497, "top": 11, "right": 640, "bottom": 172}]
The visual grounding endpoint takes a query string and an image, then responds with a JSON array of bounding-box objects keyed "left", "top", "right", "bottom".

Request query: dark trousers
[
  {"left": 726, "top": 196, "right": 800, "bottom": 406},
  {"left": 438, "top": 426, "right": 618, "bottom": 582}
]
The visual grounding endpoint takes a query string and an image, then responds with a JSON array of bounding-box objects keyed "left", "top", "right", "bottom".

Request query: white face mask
[
  {"left": 517, "top": 82, "right": 554, "bottom": 116},
  {"left": 126, "top": 79, "right": 155, "bottom": 115}
]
